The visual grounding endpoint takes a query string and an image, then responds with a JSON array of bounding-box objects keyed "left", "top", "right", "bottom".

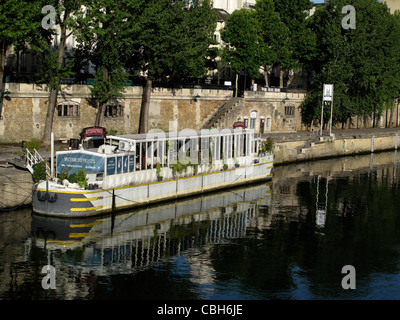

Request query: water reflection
[
  {"left": 1, "top": 151, "right": 400, "bottom": 300},
  {"left": 28, "top": 184, "right": 271, "bottom": 299}
]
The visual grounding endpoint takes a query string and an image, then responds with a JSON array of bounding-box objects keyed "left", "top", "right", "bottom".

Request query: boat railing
[{"left": 26, "top": 148, "right": 51, "bottom": 177}]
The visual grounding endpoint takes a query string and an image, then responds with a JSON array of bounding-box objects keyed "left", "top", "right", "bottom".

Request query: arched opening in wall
[
  {"left": 57, "top": 100, "right": 80, "bottom": 118},
  {"left": 260, "top": 116, "right": 265, "bottom": 134},
  {"left": 250, "top": 110, "right": 257, "bottom": 130}
]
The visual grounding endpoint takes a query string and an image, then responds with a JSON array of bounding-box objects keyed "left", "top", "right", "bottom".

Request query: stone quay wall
[
  {"left": 0, "top": 167, "right": 33, "bottom": 209},
  {"left": 273, "top": 130, "right": 400, "bottom": 165},
  {"left": 0, "top": 83, "right": 306, "bottom": 143}
]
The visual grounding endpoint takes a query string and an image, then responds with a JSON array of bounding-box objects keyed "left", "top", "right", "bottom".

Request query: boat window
[
  {"left": 200, "top": 137, "right": 208, "bottom": 164},
  {"left": 243, "top": 133, "right": 246, "bottom": 156},
  {"left": 168, "top": 140, "right": 178, "bottom": 164},
  {"left": 221, "top": 136, "right": 228, "bottom": 160},
  {"left": 233, "top": 134, "right": 238, "bottom": 158},
  {"left": 227, "top": 135, "right": 232, "bottom": 159},
  {"left": 135, "top": 143, "right": 141, "bottom": 171},
  {"left": 146, "top": 141, "right": 152, "bottom": 169},
  {"left": 188, "top": 138, "right": 198, "bottom": 164},
  {"left": 86, "top": 137, "right": 104, "bottom": 149}
]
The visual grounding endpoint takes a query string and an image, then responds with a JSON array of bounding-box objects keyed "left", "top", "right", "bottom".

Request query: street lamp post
[{"left": 322, "top": 84, "right": 334, "bottom": 136}]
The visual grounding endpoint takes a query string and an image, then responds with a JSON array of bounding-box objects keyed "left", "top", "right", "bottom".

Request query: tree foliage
[
  {"left": 301, "top": 0, "right": 400, "bottom": 127},
  {"left": 74, "top": 0, "right": 132, "bottom": 126},
  {"left": 221, "top": 9, "right": 264, "bottom": 78},
  {"left": 126, "top": 0, "right": 217, "bottom": 133},
  {"left": 127, "top": 0, "right": 217, "bottom": 83},
  {"left": 273, "top": 0, "right": 316, "bottom": 70},
  {"left": 221, "top": 0, "right": 313, "bottom": 89},
  {"left": 0, "top": 0, "right": 48, "bottom": 92},
  {"left": 39, "top": 0, "right": 84, "bottom": 146}
]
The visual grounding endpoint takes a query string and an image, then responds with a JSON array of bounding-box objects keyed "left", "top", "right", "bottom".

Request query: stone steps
[
  {"left": 201, "top": 97, "right": 241, "bottom": 129},
  {"left": 297, "top": 135, "right": 334, "bottom": 157}
]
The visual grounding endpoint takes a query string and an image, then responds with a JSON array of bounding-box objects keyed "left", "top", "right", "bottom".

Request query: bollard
[{"left": 395, "top": 133, "right": 398, "bottom": 150}]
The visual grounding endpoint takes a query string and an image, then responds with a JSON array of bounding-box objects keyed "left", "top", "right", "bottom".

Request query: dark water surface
[{"left": 1, "top": 151, "right": 400, "bottom": 300}]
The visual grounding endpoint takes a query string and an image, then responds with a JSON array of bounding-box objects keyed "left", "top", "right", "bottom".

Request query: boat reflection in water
[{"left": 31, "top": 183, "right": 272, "bottom": 279}]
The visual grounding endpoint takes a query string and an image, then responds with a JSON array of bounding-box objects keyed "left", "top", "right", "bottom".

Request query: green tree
[
  {"left": 89, "top": 66, "right": 127, "bottom": 127},
  {"left": 272, "top": 0, "right": 316, "bottom": 88},
  {"left": 255, "top": 0, "right": 291, "bottom": 88},
  {"left": 221, "top": 9, "right": 265, "bottom": 96},
  {"left": 74, "top": 0, "right": 132, "bottom": 127},
  {"left": 128, "top": 0, "right": 217, "bottom": 133},
  {"left": 40, "top": 0, "right": 83, "bottom": 146},
  {"left": 0, "top": 1, "right": 47, "bottom": 98},
  {"left": 301, "top": 0, "right": 400, "bottom": 128}
]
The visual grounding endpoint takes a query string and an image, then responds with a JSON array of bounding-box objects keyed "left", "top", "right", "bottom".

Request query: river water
[{"left": 1, "top": 151, "right": 400, "bottom": 301}]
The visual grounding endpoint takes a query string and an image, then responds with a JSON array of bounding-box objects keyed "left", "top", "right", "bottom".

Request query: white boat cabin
[{"left": 56, "top": 129, "right": 261, "bottom": 189}]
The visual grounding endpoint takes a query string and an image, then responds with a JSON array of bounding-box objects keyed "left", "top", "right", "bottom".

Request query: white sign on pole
[{"left": 323, "top": 84, "right": 333, "bottom": 101}]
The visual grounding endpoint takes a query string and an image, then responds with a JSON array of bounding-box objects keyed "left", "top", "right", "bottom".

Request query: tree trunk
[
  {"left": 263, "top": 65, "right": 269, "bottom": 89},
  {"left": 94, "top": 102, "right": 106, "bottom": 128},
  {"left": 0, "top": 41, "right": 6, "bottom": 97},
  {"left": 235, "top": 73, "right": 238, "bottom": 98},
  {"left": 0, "top": 42, "right": 6, "bottom": 119},
  {"left": 94, "top": 67, "right": 108, "bottom": 127},
  {"left": 44, "top": 87, "right": 58, "bottom": 143},
  {"left": 139, "top": 77, "right": 152, "bottom": 134},
  {"left": 388, "top": 103, "right": 394, "bottom": 128},
  {"left": 385, "top": 108, "right": 388, "bottom": 128},
  {"left": 373, "top": 110, "right": 376, "bottom": 128},
  {"left": 279, "top": 67, "right": 284, "bottom": 89},
  {"left": 42, "top": 18, "right": 68, "bottom": 146}
]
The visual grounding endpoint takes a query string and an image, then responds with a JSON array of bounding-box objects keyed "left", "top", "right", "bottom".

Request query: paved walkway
[
  {"left": 263, "top": 127, "right": 400, "bottom": 142},
  {"left": 0, "top": 143, "right": 59, "bottom": 164}
]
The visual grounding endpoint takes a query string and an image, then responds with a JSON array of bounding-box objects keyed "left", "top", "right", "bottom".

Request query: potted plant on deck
[{"left": 156, "top": 163, "right": 163, "bottom": 181}]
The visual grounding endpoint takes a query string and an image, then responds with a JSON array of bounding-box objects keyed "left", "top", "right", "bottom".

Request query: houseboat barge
[{"left": 33, "top": 128, "right": 273, "bottom": 217}]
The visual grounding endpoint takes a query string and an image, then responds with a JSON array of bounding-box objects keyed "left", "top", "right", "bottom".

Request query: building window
[
  {"left": 214, "top": 33, "right": 220, "bottom": 43},
  {"left": 104, "top": 103, "right": 123, "bottom": 118},
  {"left": 244, "top": 117, "right": 249, "bottom": 128},
  {"left": 250, "top": 111, "right": 257, "bottom": 129},
  {"left": 57, "top": 101, "right": 80, "bottom": 118},
  {"left": 285, "top": 105, "right": 295, "bottom": 116}
]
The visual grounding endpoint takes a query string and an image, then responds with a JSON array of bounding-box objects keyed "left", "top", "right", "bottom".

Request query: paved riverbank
[
  {"left": 269, "top": 127, "right": 400, "bottom": 165},
  {"left": 263, "top": 127, "right": 400, "bottom": 142}
]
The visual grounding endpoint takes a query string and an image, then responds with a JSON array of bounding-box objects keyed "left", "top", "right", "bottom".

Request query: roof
[{"left": 212, "top": 8, "right": 229, "bottom": 22}]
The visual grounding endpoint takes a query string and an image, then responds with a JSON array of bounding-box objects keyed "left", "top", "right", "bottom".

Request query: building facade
[
  {"left": 212, "top": 0, "right": 256, "bottom": 13},
  {"left": 0, "top": 82, "right": 306, "bottom": 143},
  {"left": 384, "top": 0, "right": 400, "bottom": 13}
]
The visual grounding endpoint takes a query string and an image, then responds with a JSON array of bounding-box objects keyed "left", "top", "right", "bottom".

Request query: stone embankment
[
  {"left": 268, "top": 127, "right": 400, "bottom": 165},
  {"left": 0, "top": 144, "right": 33, "bottom": 210},
  {"left": 0, "top": 166, "right": 33, "bottom": 210}
]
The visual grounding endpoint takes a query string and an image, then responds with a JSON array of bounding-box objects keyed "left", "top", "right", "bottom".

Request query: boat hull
[{"left": 33, "top": 159, "right": 273, "bottom": 218}]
